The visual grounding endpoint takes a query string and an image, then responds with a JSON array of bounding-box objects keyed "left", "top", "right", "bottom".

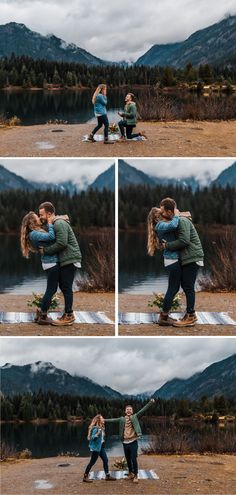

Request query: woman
[
  {"left": 83, "top": 414, "right": 115, "bottom": 483},
  {"left": 118, "top": 93, "right": 146, "bottom": 140},
  {"left": 88, "top": 84, "right": 113, "bottom": 144},
  {"left": 147, "top": 207, "right": 181, "bottom": 326},
  {"left": 20, "top": 211, "right": 59, "bottom": 325}
]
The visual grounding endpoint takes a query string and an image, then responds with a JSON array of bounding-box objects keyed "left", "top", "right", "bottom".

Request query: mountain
[
  {"left": 153, "top": 354, "right": 236, "bottom": 400},
  {"left": 0, "top": 361, "right": 122, "bottom": 398},
  {"left": 90, "top": 164, "right": 115, "bottom": 191},
  {"left": 0, "top": 164, "right": 34, "bottom": 191},
  {"left": 118, "top": 160, "right": 156, "bottom": 187},
  {"left": 212, "top": 161, "right": 236, "bottom": 187},
  {"left": 0, "top": 22, "right": 106, "bottom": 65},
  {"left": 136, "top": 15, "right": 236, "bottom": 67}
]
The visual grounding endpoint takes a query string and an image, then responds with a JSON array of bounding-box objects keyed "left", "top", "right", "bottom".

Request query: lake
[
  {"left": 0, "top": 233, "right": 110, "bottom": 294},
  {"left": 1, "top": 422, "right": 151, "bottom": 458},
  {"left": 1, "top": 88, "right": 235, "bottom": 125},
  {"left": 2, "top": 421, "right": 235, "bottom": 458},
  {"left": 119, "top": 229, "right": 214, "bottom": 294}
]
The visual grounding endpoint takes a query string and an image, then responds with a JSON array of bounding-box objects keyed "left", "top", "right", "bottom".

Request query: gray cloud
[
  {"left": 124, "top": 159, "right": 234, "bottom": 184},
  {"left": 1, "top": 338, "right": 235, "bottom": 394},
  {"left": 0, "top": 0, "right": 235, "bottom": 60},
  {"left": 1, "top": 159, "right": 114, "bottom": 187}
]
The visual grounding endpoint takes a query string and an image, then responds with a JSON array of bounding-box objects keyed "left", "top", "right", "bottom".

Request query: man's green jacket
[{"left": 105, "top": 400, "right": 153, "bottom": 441}]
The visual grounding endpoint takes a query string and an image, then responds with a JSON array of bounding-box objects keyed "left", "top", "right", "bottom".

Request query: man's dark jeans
[
  {"left": 59, "top": 264, "right": 76, "bottom": 314},
  {"left": 92, "top": 114, "right": 109, "bottom": 139},
  {"left": 118, "top": 120, "right": 140, "bottom": 139},
  {"left": 181, "top": 262, "right": 199, "bottom": 314},
  {"left": 123, "top": 440, "right": 138, "bottom": 476},
  {"left": 85, "top": 444, "right": 109, "bottom": 475},
  {"left": 163, "top": 261, "right": 182, "bottom": 313},
  {"left": 41, "top": 264, "right": 59, "bottom": 313}
]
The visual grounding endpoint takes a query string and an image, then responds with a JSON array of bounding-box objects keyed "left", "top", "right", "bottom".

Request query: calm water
[
  {"left": 119, "top": 230, "right": 213, "bottom": 294},
  {"left": 0, "top": 234, "right": 108, "bottom": 294},
  {"left": 1, "top": 422, "right": 151, "bottom": 458},
  {"left": 0, "top": 89, "right": 126, "bottom": 125},
  {"left": 1, "top": 88, "right": 234, "bottom": 125}
]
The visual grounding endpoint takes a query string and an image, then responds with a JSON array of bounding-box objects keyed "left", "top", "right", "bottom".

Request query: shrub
[
  {"left": 77, "top": 232, "right": 115, "bottom": 292},
  {"left": 199, "top": 229, "right": 236, "bottom": 291}
]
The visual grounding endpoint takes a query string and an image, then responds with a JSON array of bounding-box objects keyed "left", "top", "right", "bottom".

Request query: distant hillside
[
  {"left": 118, "top": 160, "right": 156, "bottom": 187},
  {"left": 0, "top": 22, "right": 106, "bottom": 65},
  {"left": 212, "top": 161, "right": 236, "bottom": 187},
  {"left": 0, "top": 164, "right": 34, "bottom": 191},
  {"left": 90, "top": 164, "right": 115, "bottom": 191},
  {"left": 154, "top": 354, "right": 236, "bottom": 400},
  {"left": 1, "top": 361, "right": 122, "bottom": 398},
  {"left": 136, "top": 15, "right": 236, "bottom": 67}
]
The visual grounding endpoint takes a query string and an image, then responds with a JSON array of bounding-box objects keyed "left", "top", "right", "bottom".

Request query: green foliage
[
  {"left": 0, "top": 188, "right": 115, "bottom": 233},
  {"left": 1, "top": 392, "right": 236, "bottom": 422},
  {"left": 119, "top": 184, "right": 236, "bottom": 227},
  {"left": 0, "top": 55, "right": 236, "bottom": 89}
]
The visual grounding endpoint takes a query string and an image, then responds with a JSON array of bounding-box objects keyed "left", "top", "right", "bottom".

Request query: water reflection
[
  {"left": 119, "top": 230, "right": 213, "bottom": 294},
  {"left": 0, "top": 234, "right": 106, "bottom": 294},
  {"left": 1, "top": 422, "right": 151, "bottom": 458}
]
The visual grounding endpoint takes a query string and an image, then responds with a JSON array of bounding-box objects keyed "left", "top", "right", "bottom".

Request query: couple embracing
[
  {"left": 20, "top": 201, "right": 81, "bottom": 326},
  {"left": 148, "top": 197, "right": 204, "bottom": 327},
  {"left": 83, "top": 399, "right": 155, "bottom": 484}
]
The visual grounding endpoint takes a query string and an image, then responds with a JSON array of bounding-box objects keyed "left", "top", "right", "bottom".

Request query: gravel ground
[
  {"left": 1, "top": 454, "right": 236, "bottom": 495},
  {"left": 1, "top": 120, "right": 236, "bottom": 157}
]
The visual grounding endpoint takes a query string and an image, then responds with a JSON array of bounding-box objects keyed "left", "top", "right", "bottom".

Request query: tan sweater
[{"left": 123, "top": 415, "right": 138, "bottom": 443}]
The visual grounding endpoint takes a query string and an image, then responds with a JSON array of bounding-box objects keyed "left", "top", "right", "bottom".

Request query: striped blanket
[
  {"left": 118, "top": 312, "right": 236, "bottom": 326},
  {"left": 0, "top": 311, "right": 114, "bottom": 325},
  {"left": 89, "top": 469, "right": 159, "bottom": 480}
]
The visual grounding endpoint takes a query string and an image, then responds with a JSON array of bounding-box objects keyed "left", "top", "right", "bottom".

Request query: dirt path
[
  {"left": 1, "top": 121, "right": 236, "bottom": 157},
  {"left": 0, "top": 293, "right": 115, "bottom": 336},
  {"left": 1, "top": 454, "right": 236, "bottom": 495},
  {"left": 119, "top": 292, "right": 236, "bottom": 336}
]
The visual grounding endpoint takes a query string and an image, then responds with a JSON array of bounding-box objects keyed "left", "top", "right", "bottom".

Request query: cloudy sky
[
  {"left": 124, "top": 159, "right": 234, "bottom": 185},
  {"left": 1, "top": 159, "right": 114, "bottom": 188},
  {"left": 1, "top": 338, "right": 235, "bottom": 394},
  {"left": 1, "top": 0, "right": 236, "bottom": 61}
]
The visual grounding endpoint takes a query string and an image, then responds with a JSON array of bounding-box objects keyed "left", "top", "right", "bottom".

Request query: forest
[
  {"left": 0, "top": 55, "right": 236, "bottom": 89},
  {"left": 1, "top": 391, "right": 235, "bottom": 422},
  {"left": 119, "top": 184, "right": 236, "bottom": 228},
  {"left": 0, "top": 188, "right": 115, "bottom": 232}
]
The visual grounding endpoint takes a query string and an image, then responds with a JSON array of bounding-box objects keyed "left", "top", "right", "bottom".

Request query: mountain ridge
[
  {"left": 0, "top": 22, "right": 107, "bottom": 65},
  {"left": 1, "top": 354, "right": 235, "bottom": 399},
  {"left": 136, "top": 15, "right": 236, "bottom": 67}
]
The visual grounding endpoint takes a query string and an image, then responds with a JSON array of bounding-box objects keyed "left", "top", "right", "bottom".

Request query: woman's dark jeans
[
  {"left": 118, "top": 120, "right": 140, "bottom": 139},
  {"left": 163, "top": 261, "right": 182, "bottom": 313},
  {"left": 181, "top": 262, "right": 199, "bottom": 314},
  {"left": 41, "top": 264, "right": 59, "bottom": 313},
  {"left": 92, "top": 114, "right": 109, "bottom": 139},
  {"left": 123, "top": 440, "right": 138, "bottom": 476},
  {"left": 59, "top": 264, "right": 76, "bottom": 314},
  {"left": 85, "top": 444, "right": 109, "bottom": 475}
]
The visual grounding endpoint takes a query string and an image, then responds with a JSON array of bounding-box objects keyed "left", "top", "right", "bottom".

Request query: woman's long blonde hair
[
  {"left": 87, "top": 414, "right": 104, "bottom": 440},
  {"left": 147, "top": 207, "right": 162, "bottom": 256},
  {"left": 92, "top": 84, "right": 107, "bottom": 104},
  {"left": 20, "top": 211, "right": 41, "bottom": 259}
]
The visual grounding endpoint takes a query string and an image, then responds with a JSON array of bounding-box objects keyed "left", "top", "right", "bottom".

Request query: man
[
  {"left": 39, "top": 202, "right": 82, "bottom": 326},
  {"left": 160, "top": 197, "right": 204, "bottom": 327},
  {"left": 118, "top": 93, "right": 146, "bottom": 141},
  {"left": 105, "top": 399, "right": 155, "bottom": 483}
]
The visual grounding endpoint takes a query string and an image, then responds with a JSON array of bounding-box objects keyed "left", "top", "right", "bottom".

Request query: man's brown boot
[
  {"left": 83, "top": 473, "right": 93, "bottom": 483},
  {"left": 173, "top": 313, "right": 197, "bottom": 327},
  {"left": 51, "top": 313, "right": 76, "bottom": 326}
]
